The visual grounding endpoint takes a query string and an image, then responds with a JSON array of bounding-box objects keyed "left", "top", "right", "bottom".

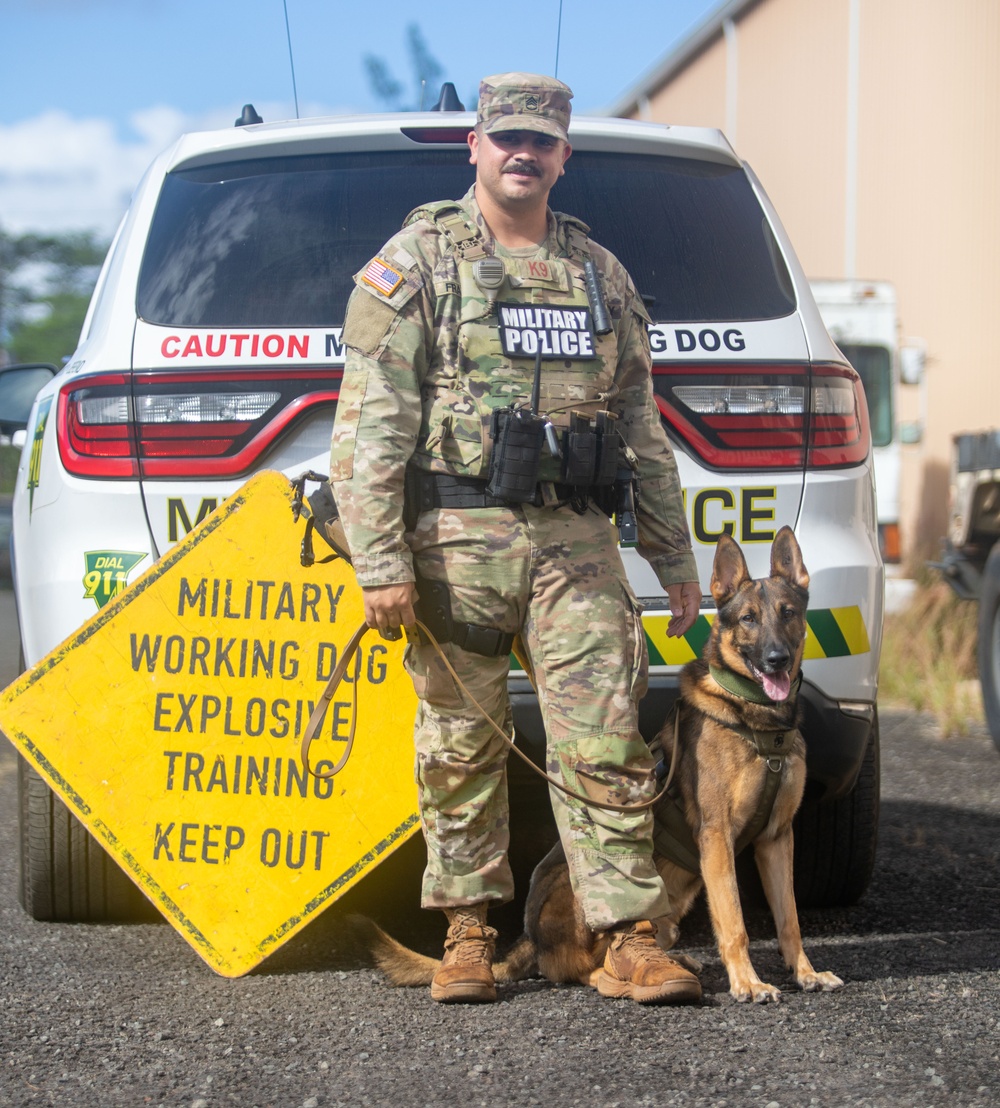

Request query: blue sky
[{"left": 0, "top": 0, "right": 722, "bottom": 237}]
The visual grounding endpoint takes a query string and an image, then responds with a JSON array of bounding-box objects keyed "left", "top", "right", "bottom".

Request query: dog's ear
[
  {"left": 711, "top": 532, "right": 751, "bottom": 608},
  {"left": 770, "top": 525, "right": 810, "bottom": 591}
]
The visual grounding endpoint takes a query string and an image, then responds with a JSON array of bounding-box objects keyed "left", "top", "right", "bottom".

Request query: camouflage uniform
[{"left": 330, "top": 103, "right": 697, "bottom": 931}]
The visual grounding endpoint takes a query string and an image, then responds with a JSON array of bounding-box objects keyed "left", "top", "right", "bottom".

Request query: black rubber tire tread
[
  {"left": 792, "top": 707, "right": 881, "bottom": 908},
  {"left": 976, "top": 540, "right": 1000, "bottom": 753},
  {"left": 17, "top": 755, "right": 155, "bottom": 922},
  {"left": 18, "top": 754, "right": 55, "bottom": 920}
]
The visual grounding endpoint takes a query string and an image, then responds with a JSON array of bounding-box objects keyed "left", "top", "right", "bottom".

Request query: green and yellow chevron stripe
[
  {"left": 800, "top": 606, "right": 871, "bottom": 660},
  {"left": 509, "top": 606, "right": 870, "bottom": 672},
  {"left": 643, "top": 606, "right": 870, "bottom": 665}
]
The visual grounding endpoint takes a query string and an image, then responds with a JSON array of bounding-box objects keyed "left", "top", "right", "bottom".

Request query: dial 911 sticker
[{"left": 83, "top": 550, "right": 147, "bottom": 609}]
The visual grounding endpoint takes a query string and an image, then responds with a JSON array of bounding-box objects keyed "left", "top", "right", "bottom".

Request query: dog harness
[{"left": 652, "top": 670, "right": 803, "bottom": 876}]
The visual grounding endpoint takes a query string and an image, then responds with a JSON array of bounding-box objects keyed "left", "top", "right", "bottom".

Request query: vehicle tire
[
  {"left": 18, "top": 755, "right": 157, "bottom": 922},
  {"left": 791, "top": 707, "right": 881, "bottom": 908},
  {"left": 976, "top": 540, "right": 1000, "bottom": 753}
]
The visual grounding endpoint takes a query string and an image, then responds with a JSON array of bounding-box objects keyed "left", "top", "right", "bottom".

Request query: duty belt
[{"left": 407, "top": 470, "right": 597, "bottom": 515}]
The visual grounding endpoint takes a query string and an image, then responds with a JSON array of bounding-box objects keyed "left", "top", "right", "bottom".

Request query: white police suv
[{"left": 2, "top": 90, "right": 882, "bottom": 922}]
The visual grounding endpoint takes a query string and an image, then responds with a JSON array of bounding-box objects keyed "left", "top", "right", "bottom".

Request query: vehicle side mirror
[
  {"left": 0, "top": 364, "right": 57, "bottom": 437},
  {"left": 899, "top": 343, "right": 925, "bottom": 386}
]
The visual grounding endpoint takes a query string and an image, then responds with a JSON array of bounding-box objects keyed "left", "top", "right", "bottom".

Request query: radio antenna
[
  {"left": 282, "top": 0, "right": 300, "bottom": 119},
  {"left": 554, "top": 0, "right": 564, "bottom": 78}
]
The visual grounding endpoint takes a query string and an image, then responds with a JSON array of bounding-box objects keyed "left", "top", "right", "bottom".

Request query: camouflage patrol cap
[{"left": 477, "top": 72, "right": 573, "bottom": 141}]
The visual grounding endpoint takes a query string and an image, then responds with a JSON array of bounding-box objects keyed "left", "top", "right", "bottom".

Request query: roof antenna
[
  {"left": 282, "top": 0, "right": 300, "bottom": 119},
  {"left": 430, "top": 83, "right": 465, "bottom": 111},
  {"left": 554, "top": 0, "right": 564, "bottom": 78},
  {"left": 235, "top": 104, "right": 264, "bottom": 126}
]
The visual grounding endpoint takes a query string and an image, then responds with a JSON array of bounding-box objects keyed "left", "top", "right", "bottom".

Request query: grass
[
  {"left": 878, "top": 573, "right": 984, "bottom": 735},
  {"left": 0, "top": 445, "right": 18, "bottom": 496}
]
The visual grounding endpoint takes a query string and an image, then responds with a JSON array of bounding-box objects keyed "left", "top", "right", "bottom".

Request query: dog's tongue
[{"left": 762, "top": 671, "right": 791, "bottom": 701}]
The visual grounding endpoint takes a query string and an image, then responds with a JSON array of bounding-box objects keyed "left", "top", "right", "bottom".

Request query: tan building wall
[{"left": 621, "top": 0, "right": 1000, "bottom": 564}]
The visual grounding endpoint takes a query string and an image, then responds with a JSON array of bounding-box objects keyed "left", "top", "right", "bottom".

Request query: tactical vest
[{"left": 405, "top": 201, "right": 621, "bottom": 483}]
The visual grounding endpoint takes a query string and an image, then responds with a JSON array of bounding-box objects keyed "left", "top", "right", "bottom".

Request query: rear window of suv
[{"left": 137, "top": 150, "right": 795, "bottom": 328}]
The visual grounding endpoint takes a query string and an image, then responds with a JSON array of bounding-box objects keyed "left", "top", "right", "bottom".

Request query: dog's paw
[
  {"left": 731, "top": 980, "right": 782, "bottom": 1004},
  {"left": 654, "top": 920, "right": 681, "bottom": 950},
  {"left": 798, "top": 970, "right": 845, "bottom": 993}
]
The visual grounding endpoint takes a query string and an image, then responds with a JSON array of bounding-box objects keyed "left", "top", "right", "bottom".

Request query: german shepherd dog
[{"left": 359, "top": 527, "right": 844, "bottom": 1003}]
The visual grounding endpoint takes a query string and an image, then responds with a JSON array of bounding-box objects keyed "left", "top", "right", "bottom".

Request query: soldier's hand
[
  {"left": 665, "top": 580, "right": 701, "bottom": 638},
  {"left": 362, "top": 583, "right": 417, "bottom": 641}
]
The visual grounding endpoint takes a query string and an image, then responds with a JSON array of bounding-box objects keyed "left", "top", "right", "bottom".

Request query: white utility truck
[{"left": 809, "top": 279, "right": 922, "bottom": 565}]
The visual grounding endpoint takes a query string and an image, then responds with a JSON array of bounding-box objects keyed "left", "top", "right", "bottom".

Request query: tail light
[
  {"left": 400, "top": 127, "right": 470, "bottom": 144},
  {"left": 57, "top": 369, "right": 340, "bottom": 478},
  {"left": 653, "top": 362, "right": 869, "bottom": 470}
]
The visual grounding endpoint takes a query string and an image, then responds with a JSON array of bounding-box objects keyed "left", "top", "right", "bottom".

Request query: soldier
[{"left": 330, "top": 73, "right": 702, "bottom": 1005}]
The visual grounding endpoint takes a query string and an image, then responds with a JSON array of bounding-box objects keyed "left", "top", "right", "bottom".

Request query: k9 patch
[{"left": 498, "top": 302, "right": 597, "bottom": 360}]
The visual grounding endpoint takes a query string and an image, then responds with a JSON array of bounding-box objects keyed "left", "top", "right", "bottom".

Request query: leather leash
[{"left": 300, "top": 619, "right": 681, "bottom": 815}]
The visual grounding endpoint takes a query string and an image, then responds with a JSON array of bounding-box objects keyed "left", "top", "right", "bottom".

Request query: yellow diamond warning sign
[{"left": 0, "top": 470, "right": 420, "bottom": 976}]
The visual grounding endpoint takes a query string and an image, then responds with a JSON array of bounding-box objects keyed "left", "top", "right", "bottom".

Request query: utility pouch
[
  {"left": 486, "top": 407, "right": 545, "bottom": 503},
  {"left": 592, "top": 412, "right": 621, "bottom": 487},
  {"left": 590, "top": 461, "right": 637, "bottom": 534},
  {"left": 562, "top": 412, "right": 597, "bottom": 486}
]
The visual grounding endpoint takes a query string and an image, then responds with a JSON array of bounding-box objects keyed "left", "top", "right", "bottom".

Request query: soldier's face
[{"left": 468, "top": 128, "right": 572, "bottom": 211}]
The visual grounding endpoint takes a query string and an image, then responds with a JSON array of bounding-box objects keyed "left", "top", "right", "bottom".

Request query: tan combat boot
[
  {"left": 597, "top": 919, "right": 702, "bottom": 1004},
  {"left": 430, "top": 904, "right": 498, "bottom": 1004}
]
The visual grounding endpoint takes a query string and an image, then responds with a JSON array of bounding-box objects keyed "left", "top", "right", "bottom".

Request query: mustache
[{"left": 502, "top": 162, "right": 542, "bottom": 177}]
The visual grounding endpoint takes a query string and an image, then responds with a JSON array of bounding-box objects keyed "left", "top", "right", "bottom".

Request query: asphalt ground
[
  {"left": 0, "top": 497, "right": 12, "bottom": 589},
  {"left": 0, "top": 584, "right": 999, "bottom": 1108}
]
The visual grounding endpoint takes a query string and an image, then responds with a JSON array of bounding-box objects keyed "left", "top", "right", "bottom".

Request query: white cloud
[
  {"left": 0, "top": 100, "right": 365, "bottom": 239},
  {"left": 0, "top": 109, "right": 183, "bottom": 238}
]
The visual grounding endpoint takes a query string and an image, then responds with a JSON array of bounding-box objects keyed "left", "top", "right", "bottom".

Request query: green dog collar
[{"left": 709, "top": 664, "right": 802, "bottom": 706}]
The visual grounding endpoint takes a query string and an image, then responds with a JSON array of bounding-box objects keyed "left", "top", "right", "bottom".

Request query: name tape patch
[
  {"left": 498, "top": 302, "right": 597, "bottom": 360},
  {"left": 361, "top": 258, "right": 405, "bottom": 298}
]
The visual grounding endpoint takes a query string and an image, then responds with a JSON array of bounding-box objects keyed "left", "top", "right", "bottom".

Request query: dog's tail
[
  {"left": 346, "top": 915, "right": 439, "bottom": 986},
  {"left": 493, "top": 934, "right": 538, "bottom": 982},
  {"left": 346, "top": 915, "right": 538, "bottom": 986}
]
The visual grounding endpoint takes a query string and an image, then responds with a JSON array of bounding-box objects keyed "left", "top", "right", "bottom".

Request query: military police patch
[
  {"left": 498, "top": 302, "right": 597, "bottom": 360},
  {"left": 361, "top": 257, "right": 405, "bottom": 297}
]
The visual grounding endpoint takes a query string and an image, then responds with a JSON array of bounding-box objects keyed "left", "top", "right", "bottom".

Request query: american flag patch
[{"left": 361, "top": 257, "right": 405, "bottom": 297}]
